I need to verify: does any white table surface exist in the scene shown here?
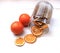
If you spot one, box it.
[0,1,60,53]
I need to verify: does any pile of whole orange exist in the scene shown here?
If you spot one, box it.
[11,14,30,35]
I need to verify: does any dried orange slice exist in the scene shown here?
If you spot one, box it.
[33,21,43,26]
[41,24,48,30]
[15,37,25,46]
[31,26,43,37]
[24,34,37,43]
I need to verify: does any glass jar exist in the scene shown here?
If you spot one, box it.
[32,1,53,25]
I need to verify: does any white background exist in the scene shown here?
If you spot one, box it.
[0,0,60,53]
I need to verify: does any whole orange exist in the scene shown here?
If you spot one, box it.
[11,21,24,35]
[19,14,30,27]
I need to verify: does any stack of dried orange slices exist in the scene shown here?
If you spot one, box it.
[15,21,48,47]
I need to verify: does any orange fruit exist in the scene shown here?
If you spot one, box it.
[19,14,30,27]
[24,34,37,43]
[15,37,25,46]
[31,26,43,37]
[11,21,24,35]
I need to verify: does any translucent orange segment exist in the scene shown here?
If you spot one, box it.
[15,37,25,46]
[24,34,37,43]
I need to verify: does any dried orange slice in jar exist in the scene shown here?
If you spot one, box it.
[24,34,37,44]
[31,26,43,37]
[15,37,25,46]
[41,24,48,30]
[33,21,43,26]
